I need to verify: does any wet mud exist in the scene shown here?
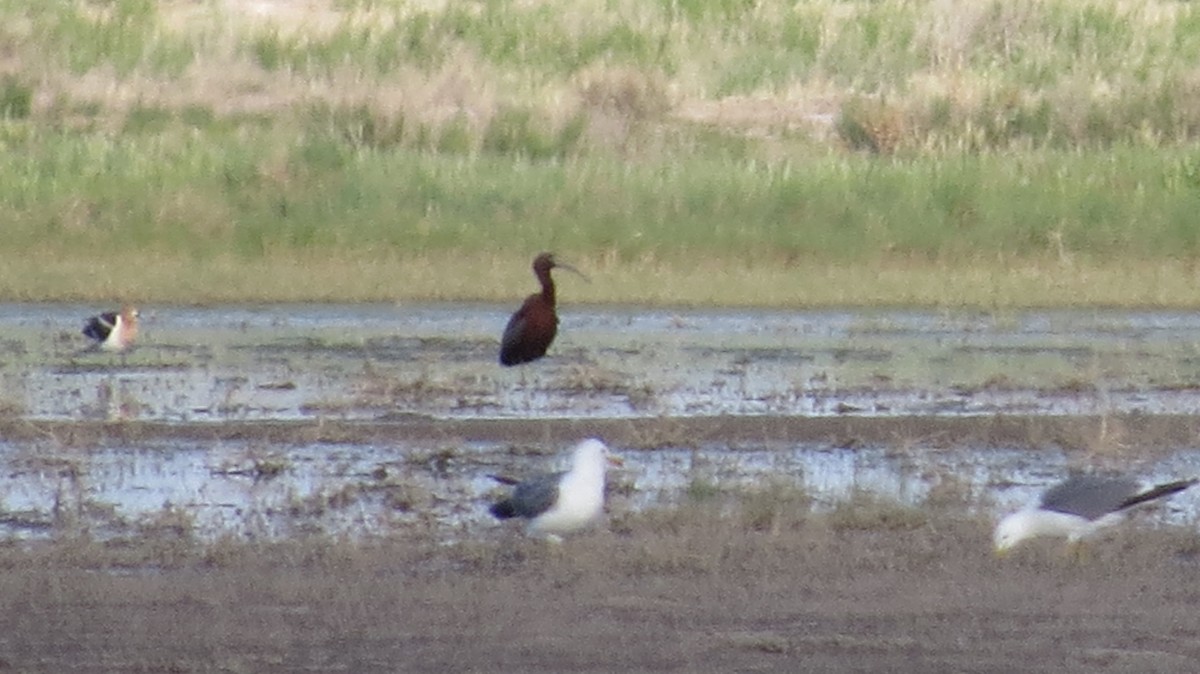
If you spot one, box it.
[3,304,1200,671]
[7,304,1200,423]
[3,303,1200,541]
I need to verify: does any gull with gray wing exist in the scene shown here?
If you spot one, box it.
[994,474,1197,554]
[489,438,621,541]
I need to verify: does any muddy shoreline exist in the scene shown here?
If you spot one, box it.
[5,412,1199,451]
[5,304,1200,671]
[3,507,1199,673]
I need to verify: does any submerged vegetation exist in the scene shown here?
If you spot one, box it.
[4,0,1200,306]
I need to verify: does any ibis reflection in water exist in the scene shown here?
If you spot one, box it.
[499,252,587,366]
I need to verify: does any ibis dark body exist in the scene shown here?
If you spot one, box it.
[499,253,579,366]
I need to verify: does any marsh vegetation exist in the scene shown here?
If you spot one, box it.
[3,1,1200,306]
[7,2,1200,668]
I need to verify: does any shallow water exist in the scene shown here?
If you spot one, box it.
[1,437,1198,542]
[5,303,1200,422]
[3,303,1200,541]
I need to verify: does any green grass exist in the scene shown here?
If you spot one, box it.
[5,127,1200,261]
[4,0,1200,306]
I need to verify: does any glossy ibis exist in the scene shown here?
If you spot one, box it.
[499,252,586,366]
[82,305,140,352]
[993,475,1197,555]
[488,438,622,542]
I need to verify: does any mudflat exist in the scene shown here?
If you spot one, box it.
[3,410,1200,673]
[5,305,1200,671]
[2,504,1199,673]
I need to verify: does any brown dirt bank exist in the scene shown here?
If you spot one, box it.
[2,508,1199,673]
[5,412,1200,453]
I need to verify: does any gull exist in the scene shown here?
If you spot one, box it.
[994,475,1197,555]
[83,305,140,353]
[488,438,622,542]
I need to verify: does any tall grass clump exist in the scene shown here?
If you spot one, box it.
[0,76,32,119]
[24,0,195,76]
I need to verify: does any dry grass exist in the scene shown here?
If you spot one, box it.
[9,0,1199,152]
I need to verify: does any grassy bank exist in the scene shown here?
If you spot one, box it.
[4,0,1200,307]
[3,248,1200,309]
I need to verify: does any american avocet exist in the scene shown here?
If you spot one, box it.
[82,305,140,353]
[488,438,622,542]
[994,474,1197,555]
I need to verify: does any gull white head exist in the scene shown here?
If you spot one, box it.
[992,512,1024,554]
[993,510,1071,554]
[569,438,615,474]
